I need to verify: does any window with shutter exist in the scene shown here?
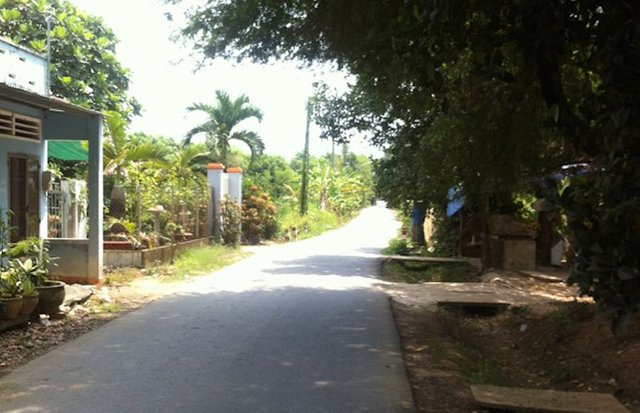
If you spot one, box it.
[0,109,41,141]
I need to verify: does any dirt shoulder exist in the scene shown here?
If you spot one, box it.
[380,270,640,412]
[0,272,181,377]
[2,260,639,413]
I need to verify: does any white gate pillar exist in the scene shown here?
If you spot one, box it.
[227,167,243,207]
[207,163,225,240]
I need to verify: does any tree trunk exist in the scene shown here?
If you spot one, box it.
[480,192,492,271]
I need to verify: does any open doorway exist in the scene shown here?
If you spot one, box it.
[8,155,40,242]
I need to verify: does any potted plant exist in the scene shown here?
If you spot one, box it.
[0,269,23,320]
[19,276,39,316]
[9,238,64,317]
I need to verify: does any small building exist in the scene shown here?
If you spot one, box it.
[0,37,104,283]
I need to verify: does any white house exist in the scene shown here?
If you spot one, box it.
[0,37,104,283]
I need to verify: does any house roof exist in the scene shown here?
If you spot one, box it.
[0,82,102,117]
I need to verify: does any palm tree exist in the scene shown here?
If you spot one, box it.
[185,90,265,168]
[103,111,168,219]
[103,111,168,183]
[170,143,211,189]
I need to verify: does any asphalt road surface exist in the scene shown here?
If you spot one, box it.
[0,204,414,413]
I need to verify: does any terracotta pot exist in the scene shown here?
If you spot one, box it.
[20,294,39,316]
[34,281,66,316]
[1,295,24,320]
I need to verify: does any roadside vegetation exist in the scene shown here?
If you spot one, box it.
[380,260,478,284]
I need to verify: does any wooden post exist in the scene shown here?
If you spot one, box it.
[136,182,141,237]
[195,190,200,239]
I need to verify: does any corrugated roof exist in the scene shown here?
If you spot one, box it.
[48,140,89,161]
[0,82,102,117]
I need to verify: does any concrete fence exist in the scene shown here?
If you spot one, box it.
[50,237,212,284]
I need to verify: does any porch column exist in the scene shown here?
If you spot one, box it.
[87,116,103,282]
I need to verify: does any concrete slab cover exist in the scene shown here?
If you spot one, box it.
[383,255,469,263]
[517,270,565,283]
[471,385,630,413]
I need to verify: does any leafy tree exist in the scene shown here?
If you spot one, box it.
[172,0,640,327]
[185,90,264,168]
[312,82,351,171]
[0,0,139,115]
[103,112,168,222]
[244,154,299,209]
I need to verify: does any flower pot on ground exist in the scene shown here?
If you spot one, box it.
[1,267,23,319]
[19,279,39,316]
[33,281,65,316]
[1,295,23,320]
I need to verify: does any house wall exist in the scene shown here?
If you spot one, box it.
[0,100,47,238]
[0,38,48,95]
[47,238,90,283]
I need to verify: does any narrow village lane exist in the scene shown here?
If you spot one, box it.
[0,204,414,413]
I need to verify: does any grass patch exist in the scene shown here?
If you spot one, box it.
[169,245,249,281]
[104,267,142,285]
[92,302,124,313]
[278,207,340,240]
[421,309,515,386]
[381,260,478,283]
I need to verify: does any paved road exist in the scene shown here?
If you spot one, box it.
[0,205,414,413]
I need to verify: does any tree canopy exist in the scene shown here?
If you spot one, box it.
[0,0,140,115]
[173,0,640,327]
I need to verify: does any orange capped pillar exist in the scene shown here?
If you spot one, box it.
[207,163,225,239]
[227,167,243,207]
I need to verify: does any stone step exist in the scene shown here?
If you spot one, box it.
[471,384,630,413]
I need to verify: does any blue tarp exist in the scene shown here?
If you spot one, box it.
[446,187,464,217]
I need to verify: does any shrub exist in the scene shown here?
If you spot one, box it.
[220,197,242,246]
[383,239,410,256]
[242,185,277,244]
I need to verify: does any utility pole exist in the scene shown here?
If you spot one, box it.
[300,99,312,215]
[45,10,52,96]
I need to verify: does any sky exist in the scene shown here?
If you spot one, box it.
[67,0,382,161]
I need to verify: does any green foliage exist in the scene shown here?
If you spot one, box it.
[8,237,53,286]
[173,0,640,323]
[303,155,374,219]
[20,278,37,297]
[220,197,242,246]
[546,157,640,332]
[381,261,478,284]
[242,185,277,244]
[186,90,264,168]
[244,154,300,209]
[430,210,458,258]
[0,268,21,297]
[103,121,210,238]
[0,0,139,115]
[104,111,169,183]
[382,239,409,256]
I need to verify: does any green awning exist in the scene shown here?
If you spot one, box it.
[48,140,88,161]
